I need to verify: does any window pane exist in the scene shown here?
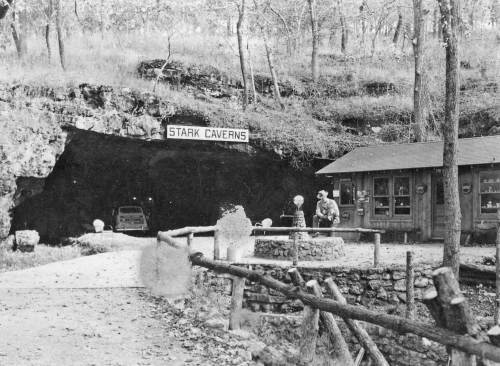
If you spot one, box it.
[480,171,500,214]
[394,177,410,196]
[374,178,389,196]
[395,196,410,206]
[340,181,354,205]
[395,207,411,215]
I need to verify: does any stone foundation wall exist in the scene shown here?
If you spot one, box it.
[254,237,345,261]
[239,263,434,312]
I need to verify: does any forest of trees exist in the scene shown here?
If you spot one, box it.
[0,0,498,68]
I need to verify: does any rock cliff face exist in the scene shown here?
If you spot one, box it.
[0,106,67,238]
[0,83,324,242]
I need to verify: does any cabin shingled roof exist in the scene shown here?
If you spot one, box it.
[316,135,500,175]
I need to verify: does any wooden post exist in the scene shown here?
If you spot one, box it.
[292,235,298,266]
[187,232,194,248]
[324,278,390,366]
[307,280,354,366]
[299,281,320,364]
[287,267,305,287]
[406,251,415,319]
[495,208,500,325]
[433,267,480,365]
[423,289,446,327]
[374,233,381,267]
[229,275,245,330]
[214,229,221,260]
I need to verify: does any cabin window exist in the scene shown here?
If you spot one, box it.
[339,179,354,206]
[480,170,500,214]
[393,176,411,215]
[373,177,390,216]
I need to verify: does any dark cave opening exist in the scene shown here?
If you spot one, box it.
[11,129,327,243]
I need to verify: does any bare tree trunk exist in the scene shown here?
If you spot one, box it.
[307,0,319,82]
[439,0,461,279]
[45,24,51,62]
[247,42,257,103]
[262,30,285,110]
[340,15,348,53]
[10,8,27,60]
[46,0,53,62]
[361,0,368,51]
[236,0,249,109]
[370,19,384,57]
[269,5,293,55]
[393,11,403,45]
[55,0,66,70]
[413,0,427,141]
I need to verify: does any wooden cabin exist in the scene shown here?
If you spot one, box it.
[316,135,500,242]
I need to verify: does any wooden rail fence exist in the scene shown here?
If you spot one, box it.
[157,225,384,267]
[157,226,500,365]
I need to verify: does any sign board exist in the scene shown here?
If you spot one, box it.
[166,125,249,143]
[332,190,340,198]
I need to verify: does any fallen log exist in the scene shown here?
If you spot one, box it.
[185,251,500,362]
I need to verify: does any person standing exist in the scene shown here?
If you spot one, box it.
[312,190,340,235]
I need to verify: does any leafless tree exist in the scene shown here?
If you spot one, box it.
[412,0,428,141]
[307,0,319,82]
[236,0,250,109]
[439,0,461,278]
[54,0,65,70]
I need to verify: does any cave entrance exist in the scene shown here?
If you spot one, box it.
[11,129,322,243]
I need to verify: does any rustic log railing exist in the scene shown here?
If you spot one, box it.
[156,230,500,364]
[158,225,384,266]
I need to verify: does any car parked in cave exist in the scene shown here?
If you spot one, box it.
[112,205,149,234]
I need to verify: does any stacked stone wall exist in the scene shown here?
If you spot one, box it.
[254,237,345,261]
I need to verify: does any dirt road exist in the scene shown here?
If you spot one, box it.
[0,248,193,366]
[0,288,191,366]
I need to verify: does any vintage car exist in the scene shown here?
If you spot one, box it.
[113,205,149,233]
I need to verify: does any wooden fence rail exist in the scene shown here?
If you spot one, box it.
[158,225,384,266]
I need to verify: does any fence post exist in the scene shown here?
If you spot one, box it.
[229,275,245,330]
[187,232,194,248]
[433,267,480,365]
[299,280,320,364]
[292,234,299,266]
[373,233,381,267]
[496,207,500,325]
[214,229,221,260]
[406,251,415,320]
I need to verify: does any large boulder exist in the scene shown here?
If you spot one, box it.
[15,230,40,252]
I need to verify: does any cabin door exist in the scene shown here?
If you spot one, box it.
[431,174,446,239]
